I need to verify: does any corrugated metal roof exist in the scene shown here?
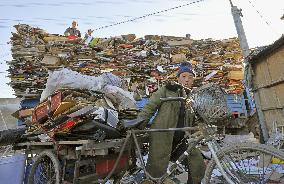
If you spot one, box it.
[248,35,284,64]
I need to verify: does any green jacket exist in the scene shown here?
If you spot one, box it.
[137,85,205,184]
[139,85,194,129]
[64,27,81,37]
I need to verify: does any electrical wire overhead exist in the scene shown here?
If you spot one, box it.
[247,0,278,35]
[94,0,206,31]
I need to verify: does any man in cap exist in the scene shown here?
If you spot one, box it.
[135,61,205,183]
[64,20,81,37]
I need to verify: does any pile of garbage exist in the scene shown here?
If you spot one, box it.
[8,24,244,99]
[4,24,246,142]
[3,23,246,142]
[25,87,131,142]
[5,72,231,144]
[6,70,139,143]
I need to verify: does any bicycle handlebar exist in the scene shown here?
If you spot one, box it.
[160,97,186,102]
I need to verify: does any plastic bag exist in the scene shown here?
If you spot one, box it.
[40,68,122,101]
[103,85,137,110]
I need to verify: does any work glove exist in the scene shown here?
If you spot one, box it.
[165,81,182,91]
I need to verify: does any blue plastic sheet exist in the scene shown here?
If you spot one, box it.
[136,97,148,109]
[0,154,26,184]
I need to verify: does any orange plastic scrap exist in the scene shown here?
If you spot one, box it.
[228,89,243,94]
[118,44,134,49]
[228,80,242,86]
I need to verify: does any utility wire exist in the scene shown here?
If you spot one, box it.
[247,0,279,35]
[94,0,206,30]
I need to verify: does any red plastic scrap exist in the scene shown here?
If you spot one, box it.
[32,92,62,123]
[95,155,129,175]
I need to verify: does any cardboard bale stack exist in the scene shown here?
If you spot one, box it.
[8,24,245,99]
[8,24,96,98]
[189,38,244,93]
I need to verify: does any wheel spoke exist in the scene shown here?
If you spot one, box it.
[205,143,284,184]
[28,151,59,184]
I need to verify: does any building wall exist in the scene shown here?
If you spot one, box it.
[252,46,284,132]
[0,98,21,130]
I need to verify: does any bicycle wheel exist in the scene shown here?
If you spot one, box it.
[204,143,284,184]
[28,151,61,184]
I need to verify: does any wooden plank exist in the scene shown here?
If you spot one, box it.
[15,135,148,151]
[15,139,110,147]
[58,140,91,145]
[253,59,272,89]
[258,88,278,109]
[266,47,284,82]
[16,141,53,147]
[252,78,284,90]
[254,83,284,109]
[167,39,192,46]
[253,91,269,141]
[274,84,284,107]
[263,109,284,133]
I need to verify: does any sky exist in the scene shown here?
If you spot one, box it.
[0,0,283,98]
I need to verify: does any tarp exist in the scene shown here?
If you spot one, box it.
[0,154,26,184]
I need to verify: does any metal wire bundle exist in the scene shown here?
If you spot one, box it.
[190,83,231,126]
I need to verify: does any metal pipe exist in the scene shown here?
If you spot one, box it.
[133,127,199,133]
[131,130,149,179]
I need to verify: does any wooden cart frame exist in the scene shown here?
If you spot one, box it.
[14,135,148,184]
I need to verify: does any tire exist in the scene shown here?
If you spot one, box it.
[204,143,284,184]
[28,150,61,184]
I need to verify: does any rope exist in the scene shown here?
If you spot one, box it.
[94,0,206,31]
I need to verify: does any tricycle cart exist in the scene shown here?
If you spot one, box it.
[14,134,148,184]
